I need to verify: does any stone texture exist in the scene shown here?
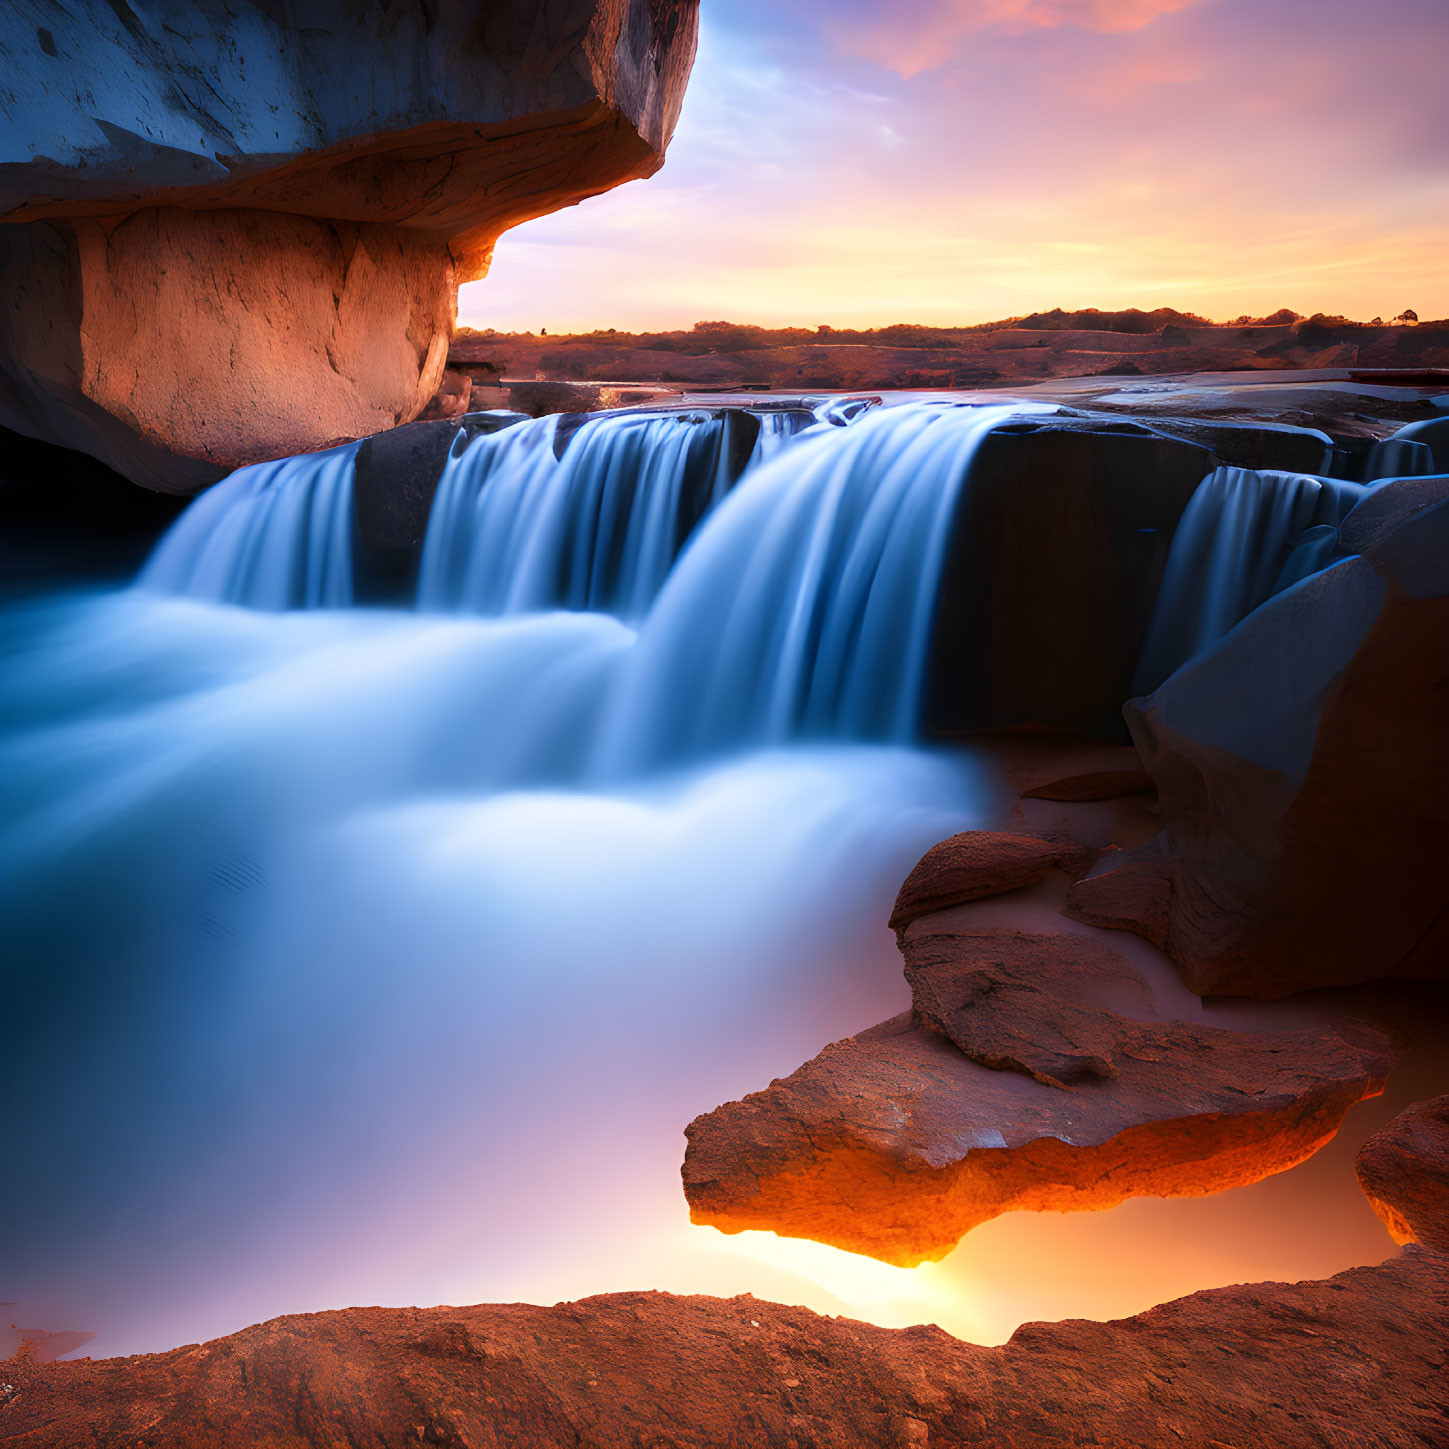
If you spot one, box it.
[417,368,474,422]
[1356,1095,1449,1253]
[0,1,698,491]
[1131,416,1333,474]
[683,925,1400,1266]
[4,1252,1445,1448]
[924,421,1215,743]
[1125,475,1449,996]
[1062,838,1173,949]
[888,832,1080,931]
[349,411,522,600]
[904,928,1154,1088]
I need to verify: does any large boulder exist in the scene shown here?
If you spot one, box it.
[0,1,697,491]
[1125,475,1449,996]
[925,419,1215,742]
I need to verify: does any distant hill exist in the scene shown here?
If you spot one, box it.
[448,310,1449,404]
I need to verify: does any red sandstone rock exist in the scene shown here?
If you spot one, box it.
[0,2,699,491]
[888,832,1079,931]
[903,927,1154,1087]
[3,1252,1444,1448]
[1061,837,1173,949]
[684,926,1401,1265]
[416,368,474,422]
[1356,1094,1449,1253]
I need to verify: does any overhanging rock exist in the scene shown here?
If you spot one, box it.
[0,1,698,491]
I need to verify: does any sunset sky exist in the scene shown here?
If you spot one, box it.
[460,0,1449,333]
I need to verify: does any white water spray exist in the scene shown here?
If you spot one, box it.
[142,443,359,609]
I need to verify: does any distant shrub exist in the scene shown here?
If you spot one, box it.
[1245,308,1301,327]
[1292,313,1369,346]
[1011,306,1210,333]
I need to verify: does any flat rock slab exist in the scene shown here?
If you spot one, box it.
[4,1252,1445,1448]
[684,927,1401,1265]
[1357,1094,1449,1252]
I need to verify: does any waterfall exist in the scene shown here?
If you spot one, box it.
[23,388,1396,1359]
[595,400,1052,772]
[142,443,359,609]
[1133,466,1366,693]
[143,404,826,620]
[418,407,811,620]
[131,397,1034,771]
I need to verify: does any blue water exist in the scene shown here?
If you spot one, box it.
[3,400,1022,1355]
[1,398,1364,1356]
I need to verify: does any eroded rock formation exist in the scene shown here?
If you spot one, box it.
[0,1,697,490]
[887,832,1087,931]
[5,1252,1445,1448]
[1356,1094,1449,1253]
[1121,474,1449,996]
[683,918,1399,1265]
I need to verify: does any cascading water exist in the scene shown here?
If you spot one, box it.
[4,396,1017,1359]
[595,400,1052,771]
[143,405,823,620]
[4,394,1390,1364]
[1132,465,1367,694]
[419,409,749,619]
[142,442,360,609]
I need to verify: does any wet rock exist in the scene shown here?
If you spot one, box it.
[925,423,1214,742]
[888,832,1080,931]
[0,1,698,491]
[1127,475,1449,995]
[6,1254,1444,1447]
[1356,1095,1449,1252]
[351,411,531,599]
[683,925,1400,1265]
[1389,415,1449,470]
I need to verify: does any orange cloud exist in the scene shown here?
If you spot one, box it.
[834,0,1201,75]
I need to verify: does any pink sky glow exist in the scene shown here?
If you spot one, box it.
[460,0,1448,332]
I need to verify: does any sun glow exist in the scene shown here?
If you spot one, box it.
[696,1228,990,1341]
[460,5,1449,334]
